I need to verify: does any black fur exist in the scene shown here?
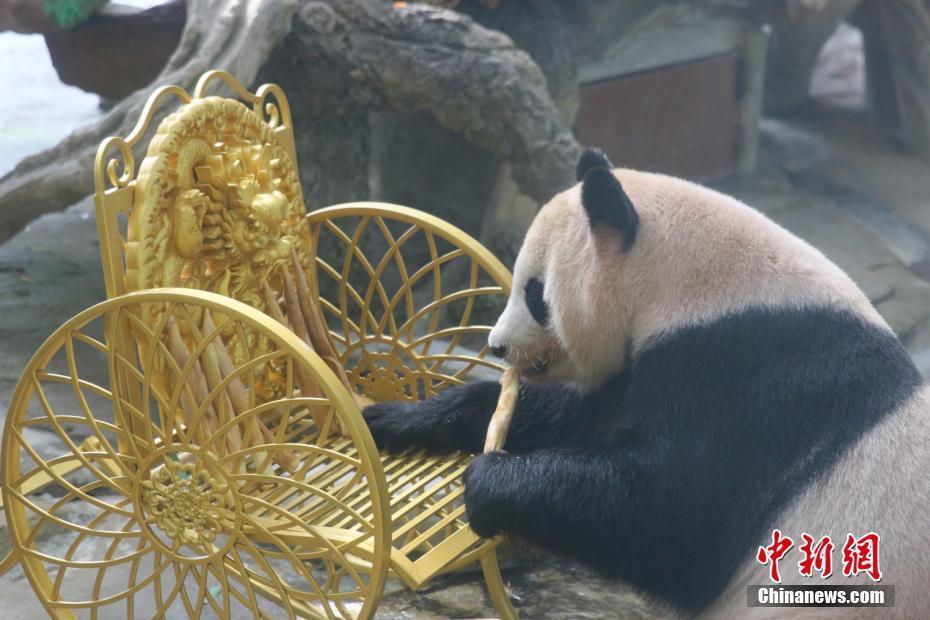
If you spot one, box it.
[363,306,921,614]
[581,167,639,251]
[524,277,550,326]
[576,147,613,181]
[363,379,617,455]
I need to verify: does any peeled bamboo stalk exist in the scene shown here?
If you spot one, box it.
[289,247,352,388]
[202,313,259,434]
[281,268,313,345]
[166,318,198,429]
[262,280,290,327]
[263,279,333,434]
[203,311,297,471]
[285,254,373,408]
[167,317,220,450]
[188,318,244,455]
[218,390,243,454]
[484,367,519,453]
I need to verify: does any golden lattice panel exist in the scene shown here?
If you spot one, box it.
[307,204,511,402]
[306,204,512,585]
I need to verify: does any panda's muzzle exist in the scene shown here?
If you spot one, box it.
[519,357,549,379]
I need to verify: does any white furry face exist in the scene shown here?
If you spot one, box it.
[489,185,633,389]
[488,203,569,383]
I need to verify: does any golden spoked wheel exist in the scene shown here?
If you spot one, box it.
[1,289,389,619]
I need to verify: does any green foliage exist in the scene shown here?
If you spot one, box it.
[42,0,105,29]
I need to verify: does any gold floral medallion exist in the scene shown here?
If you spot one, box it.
[136,447,241,562]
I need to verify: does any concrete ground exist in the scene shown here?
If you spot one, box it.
[2,107,930,617]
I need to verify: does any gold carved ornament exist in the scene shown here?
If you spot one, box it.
[128,96,310,310]
[127,97,335,405]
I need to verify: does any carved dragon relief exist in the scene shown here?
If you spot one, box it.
[128,97,312,398]
[129,97,310,311]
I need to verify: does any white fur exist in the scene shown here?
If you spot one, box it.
[492,169,887,390]
[705,386,930,619]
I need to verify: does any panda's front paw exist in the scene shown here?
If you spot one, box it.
[362,400,425,454]
[464,452,515,538]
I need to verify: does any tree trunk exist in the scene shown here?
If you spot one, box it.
[857,0,930,160]
[764,0,862,113]
[259,0,582,211]
[0,0,297,243]
[0,0,757,247]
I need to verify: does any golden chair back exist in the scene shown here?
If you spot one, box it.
[93,70,303,308]
[93,70,512,409]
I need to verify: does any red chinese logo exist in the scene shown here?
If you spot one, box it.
[842,532,882,582]
[798,533,834,578]
[757,530,882,582]
[756,529,794,583]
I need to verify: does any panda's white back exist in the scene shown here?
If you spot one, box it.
[707,385,930,618]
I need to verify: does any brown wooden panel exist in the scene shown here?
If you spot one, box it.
[574,52,740,181]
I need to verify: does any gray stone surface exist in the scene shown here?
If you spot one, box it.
[375,550,667,619]
[739,113,930,362]
[0,197,105,414]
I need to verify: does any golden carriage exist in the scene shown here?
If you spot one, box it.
[0,71,516,619]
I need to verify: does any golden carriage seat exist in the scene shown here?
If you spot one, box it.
[0,70,517,620]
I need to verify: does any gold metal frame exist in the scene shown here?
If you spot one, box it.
[3,289,390,618]
[1,70,518,619]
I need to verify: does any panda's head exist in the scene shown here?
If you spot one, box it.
[489,146,885,391]
[489,148,639,389]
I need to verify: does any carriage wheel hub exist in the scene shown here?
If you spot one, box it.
[136,447,241,561]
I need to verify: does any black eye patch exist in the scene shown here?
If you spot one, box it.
[524,277,550,326]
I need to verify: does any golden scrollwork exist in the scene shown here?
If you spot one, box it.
[348,347,424,403]
[128,96,310,312]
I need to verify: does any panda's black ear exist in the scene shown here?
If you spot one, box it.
[576,147,613,181]
[580,166,638,251]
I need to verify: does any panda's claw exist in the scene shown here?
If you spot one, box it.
[362,401,409,450]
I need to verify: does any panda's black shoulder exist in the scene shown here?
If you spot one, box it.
[620,303,921,479]
[592,303,921,611]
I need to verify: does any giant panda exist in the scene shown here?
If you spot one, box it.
[363,148,930,618]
